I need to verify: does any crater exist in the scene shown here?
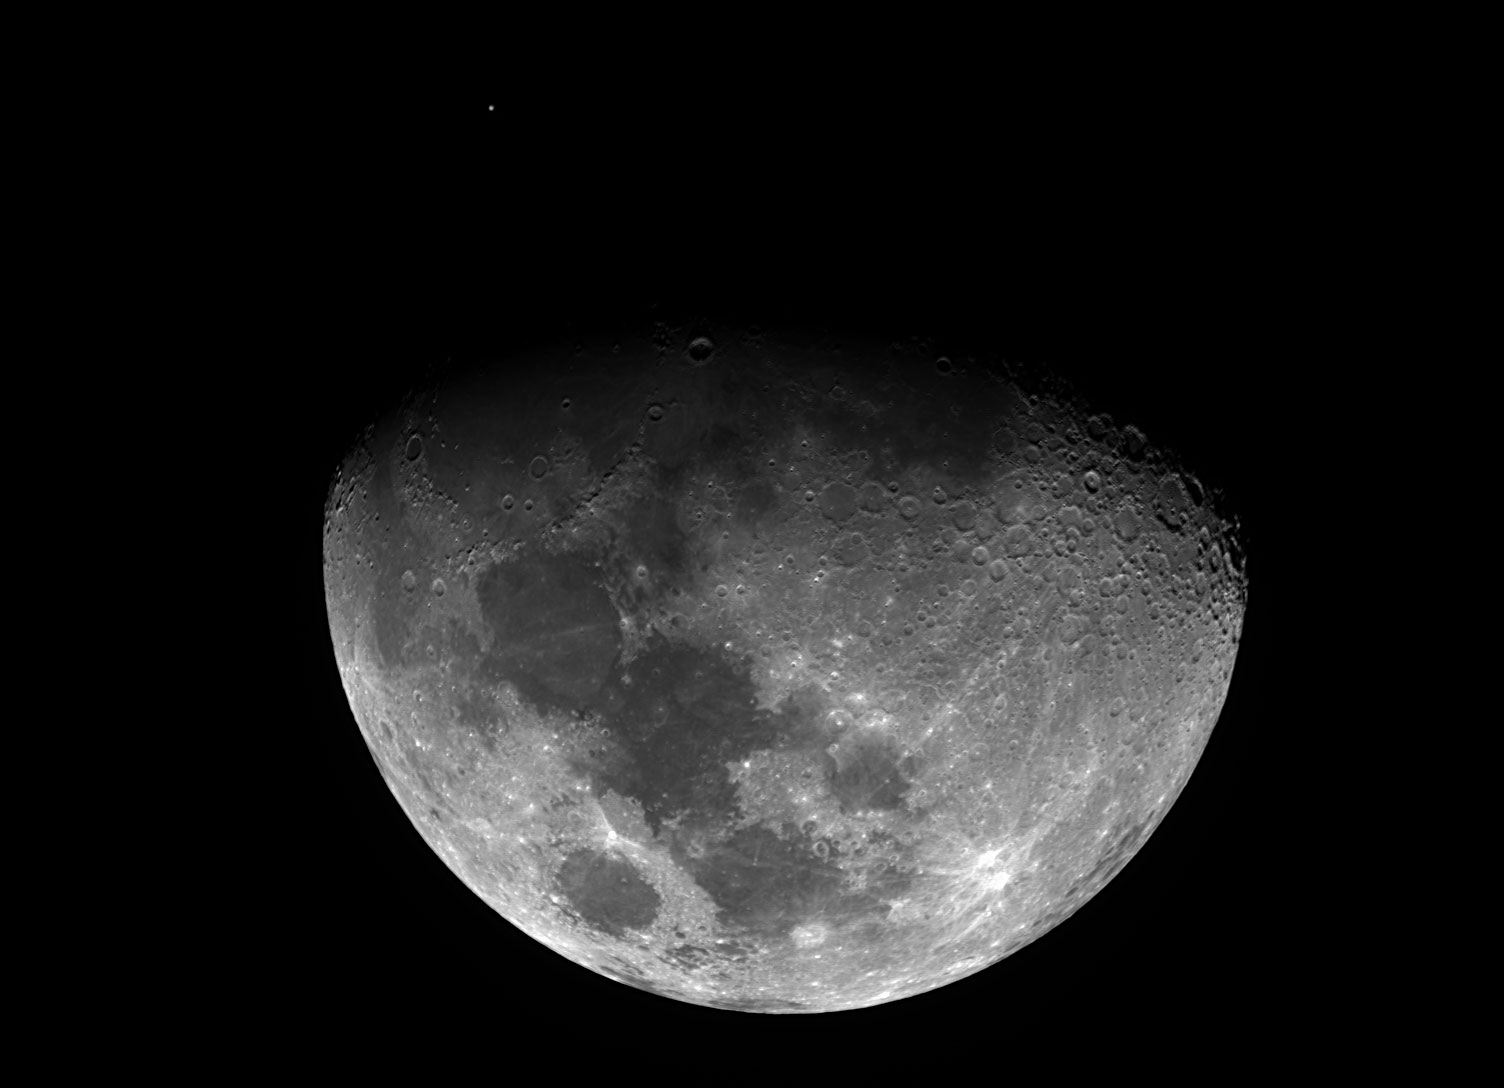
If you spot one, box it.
[554,849,662,937]
[818,481,858,521]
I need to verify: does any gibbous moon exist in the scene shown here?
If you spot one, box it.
[322,323,1246,1012]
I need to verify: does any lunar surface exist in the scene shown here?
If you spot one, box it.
[321,323,1247,1012]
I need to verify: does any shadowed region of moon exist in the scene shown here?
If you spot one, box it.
[321,320,1247,1013]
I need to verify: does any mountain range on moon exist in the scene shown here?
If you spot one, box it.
[319,316,1249,1013]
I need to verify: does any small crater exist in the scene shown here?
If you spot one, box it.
[1003,525,1034,557]
[832,531,868,567]
[818,481,858,521]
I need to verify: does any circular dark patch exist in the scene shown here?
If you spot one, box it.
[555,849,662,936]
[819,481,857,521]
[405,435,422,461]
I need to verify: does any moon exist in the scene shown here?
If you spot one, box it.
[321,321,1247,1012]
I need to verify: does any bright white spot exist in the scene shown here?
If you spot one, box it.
[791,923,828,948]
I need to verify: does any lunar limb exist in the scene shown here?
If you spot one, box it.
[323,325,1246,1012]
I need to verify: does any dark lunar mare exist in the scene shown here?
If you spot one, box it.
[475,551,622,715]
[475,539,923,943]
[580,634,918,941]
[588,639,783,830]
[555,849,664,936]
[672,821,915,940]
